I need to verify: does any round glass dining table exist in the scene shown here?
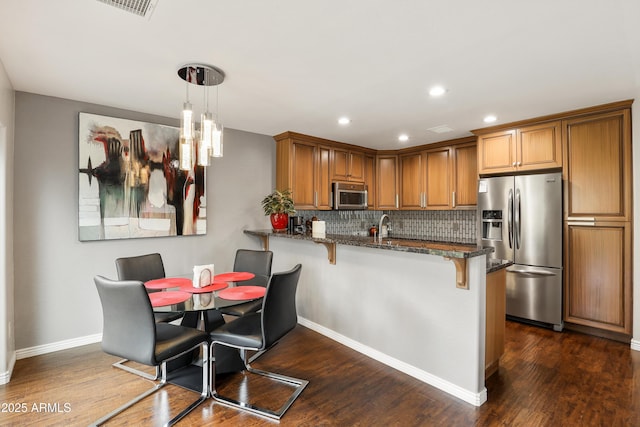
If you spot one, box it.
[147,273,268,317]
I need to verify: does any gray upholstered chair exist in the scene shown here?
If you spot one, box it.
[218,249,273,317]
[114,253,184,379]
[209,264,308,419]
[92,276,209,427]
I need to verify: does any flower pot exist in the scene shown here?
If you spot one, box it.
[270,213,289,232]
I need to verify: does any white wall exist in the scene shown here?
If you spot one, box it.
[12,92,274,351]
[0,58,15,382]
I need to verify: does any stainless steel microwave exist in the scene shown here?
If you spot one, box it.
[332,182,368,210]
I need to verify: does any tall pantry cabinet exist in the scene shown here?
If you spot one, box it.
[563,104,633,341]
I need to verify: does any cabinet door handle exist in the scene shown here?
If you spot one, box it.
[314,191,318,207]
[512,162,517,167]
[567,217,596,222]
[452,191,456,208]
[568,221,595,226]
[395,194,399,209]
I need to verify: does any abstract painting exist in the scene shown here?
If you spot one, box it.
[78,113,206,241]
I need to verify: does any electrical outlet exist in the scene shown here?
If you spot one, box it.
[452,222,460,231]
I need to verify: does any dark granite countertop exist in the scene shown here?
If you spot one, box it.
[245,229,493,260]
[486,258,513,274]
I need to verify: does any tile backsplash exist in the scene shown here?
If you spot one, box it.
[296,209,477,244]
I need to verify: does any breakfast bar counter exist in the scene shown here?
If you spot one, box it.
[245,230,494,290]
[244,229,492,258]
[244,228,501,406]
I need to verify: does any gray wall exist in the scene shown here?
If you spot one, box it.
[12,92,274,350]
[0,59,15,378]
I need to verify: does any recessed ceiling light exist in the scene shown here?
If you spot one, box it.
[429,86,447,97]
[483,115,497,123]
[338,117,351,125]
[398,134,409,142]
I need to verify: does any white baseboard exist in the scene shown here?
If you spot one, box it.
[16,333,102,360]
[631,339,640,352]
[0,351,16,385]
[297,317,487,407]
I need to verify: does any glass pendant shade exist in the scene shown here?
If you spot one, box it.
[212,123,223,158]
[198,112,213,166]
[179,136,194,171]
[180,101,194,140]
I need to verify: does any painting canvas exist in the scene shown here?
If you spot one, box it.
[78,113,206,241]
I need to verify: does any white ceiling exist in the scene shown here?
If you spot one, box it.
[1,0,639,150]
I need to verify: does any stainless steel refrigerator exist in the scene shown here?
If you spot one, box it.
[477,172,563,331]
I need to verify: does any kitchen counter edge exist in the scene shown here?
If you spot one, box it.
[244,229,494,260]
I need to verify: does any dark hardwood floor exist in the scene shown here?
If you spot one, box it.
[1,320,639,426]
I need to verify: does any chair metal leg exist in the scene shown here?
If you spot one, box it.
[210,342,308,420]
[113,358,160,380]
[247,341,278,364]
[91,342,209,427]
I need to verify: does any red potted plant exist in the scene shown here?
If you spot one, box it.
[261,189,296,232]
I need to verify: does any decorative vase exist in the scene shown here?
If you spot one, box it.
[270,213,289,232]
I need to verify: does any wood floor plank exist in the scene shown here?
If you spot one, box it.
[1,321,639,426]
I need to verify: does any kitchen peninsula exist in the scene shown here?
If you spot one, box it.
[245,229,507,406]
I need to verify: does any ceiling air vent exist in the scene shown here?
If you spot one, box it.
[427,125,454,134]
[97,0,159,18]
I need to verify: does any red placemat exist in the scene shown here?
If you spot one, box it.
[179,280,228,293]
[217,286,266,301]
[214,272,255,282]
[148,291,191,307]
[145,277,192,290]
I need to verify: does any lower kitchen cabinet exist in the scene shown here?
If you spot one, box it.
[564,221,632,341]
[485,268,506,378]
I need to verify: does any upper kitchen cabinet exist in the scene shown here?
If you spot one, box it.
[364,154,376,209]
[275,132,332,210]
[399,152,423,209]
[398,138,477,210]
[424,147,452,209]
[376,154,399,209]
[563,108,632,222]
[475,121,562,175]
[452,141,478,208]
[332,148,365,182]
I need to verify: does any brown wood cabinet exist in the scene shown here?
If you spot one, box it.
[485,268,506,378]
[399,152,423,209]
[452,142,478,208]
[275,132,332,210]
[564,221,631,337]
[332,148,365,182]
[563,109,632,222]
[424,147,452,209]
[399,139,477,210]
[376,154,399,209]
[477,121,562,175]
[562,107,633,340]
[364,154,376,209]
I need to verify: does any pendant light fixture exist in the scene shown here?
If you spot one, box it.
[177,64,225,170]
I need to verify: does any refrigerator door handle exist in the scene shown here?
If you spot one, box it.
[508,189,513,249]
[507,268,558,277]
[515,189,521,249]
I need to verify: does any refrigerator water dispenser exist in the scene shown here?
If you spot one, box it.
[482,210,503,241]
